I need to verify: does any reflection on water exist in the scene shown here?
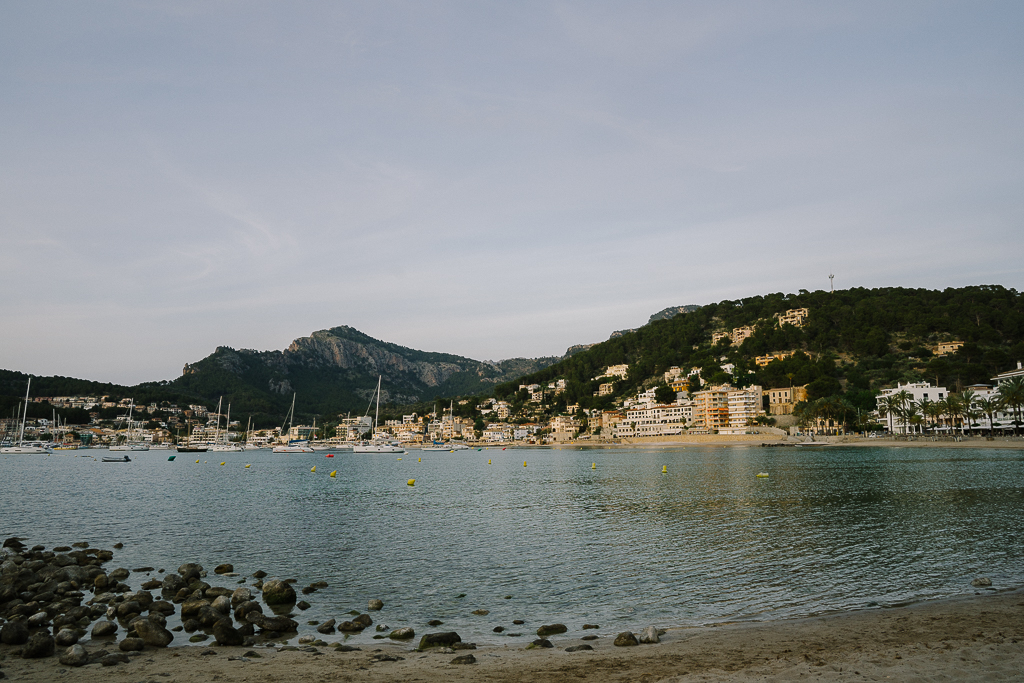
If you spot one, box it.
[1,445,1021,644]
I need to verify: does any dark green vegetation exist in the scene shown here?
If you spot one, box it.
[3,286,1022,430]
[494,285,1024,417]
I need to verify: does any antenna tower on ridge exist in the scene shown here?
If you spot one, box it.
[829,273,835,293]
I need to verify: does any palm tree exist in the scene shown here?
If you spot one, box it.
[945,394,964,436]
[976,397,999,435]
[903,401,921,435]
[996,377,1024,435]
[918,396,934,434]
[959,389,978,436]
[878,394,902,434]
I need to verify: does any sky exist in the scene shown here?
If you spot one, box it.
[2,1,1022,385]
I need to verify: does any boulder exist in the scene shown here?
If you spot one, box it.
[197,605,225,628]
[212,618,244,646]
[316,619,336,634]
[638,626,659,644]
[565,644,594,652]
[214,564,234,575]
[234,600,262,622]
[182,618,201,633]
[93,574,109,591]
[126,590,154,609]
[582,623,599,629]
[528,639,553,649]
[116,600,142,619]
[245,611,297,632]
[418,632,461,650]
[108,568,130,582]
[0,619,29,645]
[338,620,364,632]
[614,631,639,647]
[972,577,993,587]
[296,600,311,610]
[180,597,210,619]
[149,600,175,615]
[27,611,50,628]
[388,627,415,640]
[353,613,372,628]
[231,587,252,607]
[261,579,296,606]
[451,654,476,664]
[536,624,567,637]
[102,653,131,666]
[141,579,162,590]
[59,643,89,667]
[205,586,232,599]
[160,573,185,594]
[23,631,56,658]
[134,616,173,647]
[118,637,145,651]
[211,595,232,614]
[92,620,118,637]
[54,628,80,646]
[252,570,267,579]
[177,563,203,577]
[368,599,384,611]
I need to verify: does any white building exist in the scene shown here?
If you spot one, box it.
[876,382,950,434]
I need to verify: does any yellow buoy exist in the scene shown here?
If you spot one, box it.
[523,461,527,467]
[220,462,225,466]
[407,479,415,486]
[662,465,667,473]
[329,470,336,478]
[756,472,769,478]
[397,457,402,461]
[488,459,491,464]
[418,457,421,462]
[244,464,251,468]
[311,465,316,472]
[592,463,596,469]
[196,459,200,463]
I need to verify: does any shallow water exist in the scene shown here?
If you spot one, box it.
[1,445,1022,645]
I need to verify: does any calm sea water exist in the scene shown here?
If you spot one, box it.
[1,445,1022,645]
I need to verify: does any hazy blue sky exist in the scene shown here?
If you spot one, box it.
[2,1,1022,385]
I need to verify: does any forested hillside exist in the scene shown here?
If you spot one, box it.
[493,286,1024,414]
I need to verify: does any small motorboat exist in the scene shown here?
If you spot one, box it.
[102,455,132,462]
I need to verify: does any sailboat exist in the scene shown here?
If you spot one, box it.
[273,393,314,453]
[210,400,243,452]
[353,376,406,453]
[176,416,208,452]
[1,379,50,454]
[422,400,470,450]
[110,399,149,451]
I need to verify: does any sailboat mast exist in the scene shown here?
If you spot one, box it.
[214,397,223,445]
[374,376,381,436]
[225,403,231,444]
[18,378,30,446]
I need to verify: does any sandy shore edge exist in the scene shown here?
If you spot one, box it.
[3,588,1021,682]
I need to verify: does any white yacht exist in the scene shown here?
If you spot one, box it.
[352,376,406,453]
[1,379,50,454]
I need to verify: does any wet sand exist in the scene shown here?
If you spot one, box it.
[4,588,1021,682]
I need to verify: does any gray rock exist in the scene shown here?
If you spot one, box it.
[389,627,415,640]
[92,620,118,637]
[116,600,142,619]
[108,568,130,582]
[182,618,201,633]
[160,573,185,593]
[214,563,234,575]
[205,586,232,599]
[178,562,203,577]
[451,654,476,664]
[296,600,311,610]
[0,619,29,645]
[613,631,639,647]
[353,613,372,628]
[59,643,89,666]
[245,611,298,632]
[261,579,296,606]
[565,644,594,652]
[180,597,210,619]
[27,611,50,628]
[418,631,461,650]
[582,623,599,629]
[102,653,131,666]
[368,598,384,611]
[338,620,364,632]
[234,600,262,622]
[54,628,80,646]
[638,626,659,644]
[316,619,336,634]
[149,600,175,615]
[231,587,252,607]
[212,618,244,646]
[536,623,567,637]
[134,616,173,647]
[197,604,224,628]
[211,595,232,614]
[971,577,993,587]
[23,631,56,658]
[119,637,145,651]
[528,639,553,649]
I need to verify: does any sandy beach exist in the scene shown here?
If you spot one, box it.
[3,588,1020,682]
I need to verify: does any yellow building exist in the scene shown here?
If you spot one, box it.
[755,351,794,367]
[774,308,809,327]
[935,341,964,356]
[764,385,808,415]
